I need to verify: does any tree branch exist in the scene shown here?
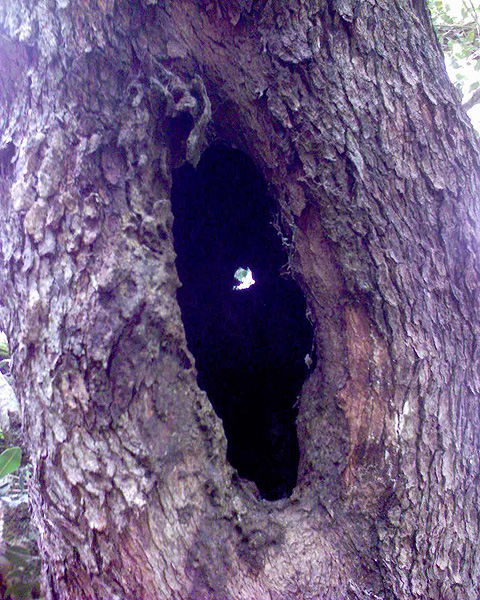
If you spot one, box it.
[463,87,480,111]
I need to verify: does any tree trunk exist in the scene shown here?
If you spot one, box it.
[1,0,479,598]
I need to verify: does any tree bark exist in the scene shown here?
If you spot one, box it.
[0,0,480,598]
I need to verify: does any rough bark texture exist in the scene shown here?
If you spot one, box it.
[0,0,479,598]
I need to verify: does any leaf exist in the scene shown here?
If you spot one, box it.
[0,447,22,478]
[0,340,8,359]
[233,267,255,290]
[234,267,248,281]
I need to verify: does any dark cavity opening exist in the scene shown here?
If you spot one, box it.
[171,146,314,500]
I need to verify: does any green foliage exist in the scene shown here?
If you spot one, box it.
[4,544,41,600]
[0,446,27,501]
[0,335,40,598]
[428,0,480,96]
[0,447,22,479]
[233,266,255,290]
[234,267,249,281]
[0,454,40,599]
[0,335,10,376]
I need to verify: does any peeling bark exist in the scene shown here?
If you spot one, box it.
[0,0,479,598]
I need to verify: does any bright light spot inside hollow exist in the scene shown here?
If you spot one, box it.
[233,267,255,290]
[171,145,315,501]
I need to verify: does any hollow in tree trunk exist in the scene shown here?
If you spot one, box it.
[0,0,479,598]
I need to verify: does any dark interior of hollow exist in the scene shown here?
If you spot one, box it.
[171,146,315,501]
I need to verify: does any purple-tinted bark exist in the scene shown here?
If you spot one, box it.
[0,1,479,598]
